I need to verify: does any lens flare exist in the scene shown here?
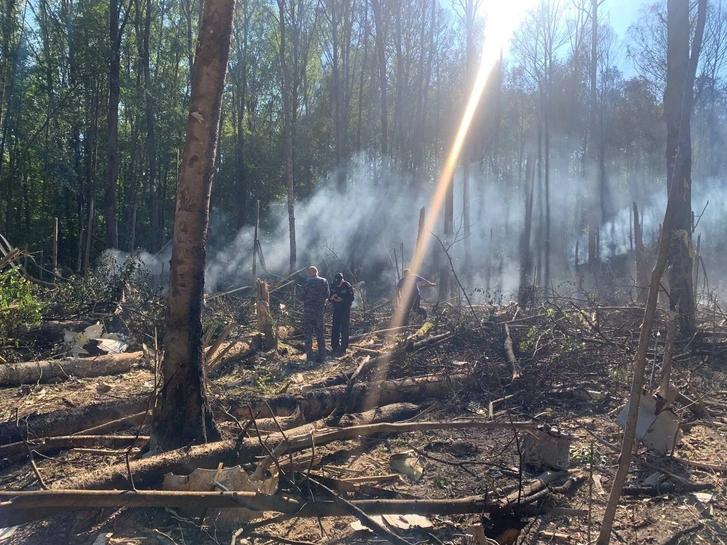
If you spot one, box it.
[364,1,536,406]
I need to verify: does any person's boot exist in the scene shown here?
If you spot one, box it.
[317,350,326,363]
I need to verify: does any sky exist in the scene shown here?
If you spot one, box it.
[602,0,647,76]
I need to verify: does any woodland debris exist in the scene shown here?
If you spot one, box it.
[234,372,472,420]
[522,426,572,471]
[0,351,144,387]
[504,323,521,380]
[0,470,568,527]
[162,465,279,527]
[12,320,94,346]
[389,452,424,482]
[255,279,277,350]
[615,392,681,455]
[50,419,536,492]
[0,397,148,444]
[0,434,148,464]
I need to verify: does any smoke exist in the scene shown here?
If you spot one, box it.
[102,151,727,302]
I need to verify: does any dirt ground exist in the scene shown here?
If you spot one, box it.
[1,296,727,545]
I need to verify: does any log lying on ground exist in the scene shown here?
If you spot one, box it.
[323,333,454,388]
[245,373,469,420]
[51,419,536,492]
[0,397,148,444]
[3,405,417,467]
[74,411,148,435]
[0,351,144,387]
[12,320,93,346]
[251,402,420,434]
[1,465,556,527]
[0,434,148,463]
[0,371,455,446]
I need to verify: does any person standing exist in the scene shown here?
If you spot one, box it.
[329,272,354,355]
[397,268,436,324]
[302,266,329,362]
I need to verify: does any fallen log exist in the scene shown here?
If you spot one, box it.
[0,470,560,526]
[238,373,470,420]
[74,411,149,435]
[12,320,92,346]
[0,397,148,444]
[0,351,144,387]
[0,434,148,463]
[0,373,444,446]
[52,419,536,492]
[252,402,420,434]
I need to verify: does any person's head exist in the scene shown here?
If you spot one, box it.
[308,266,318,278]
[403,268,410,277]
[334,272,344,285]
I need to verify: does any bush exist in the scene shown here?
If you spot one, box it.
[0,268,42,338]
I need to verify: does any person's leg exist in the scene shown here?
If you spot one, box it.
[303,314,314,360]
[414,293,427,317]
[316,310,326,360]
[331,307,341,352]
[341,306,350,351]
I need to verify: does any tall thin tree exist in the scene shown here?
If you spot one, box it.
[150,0,236,452]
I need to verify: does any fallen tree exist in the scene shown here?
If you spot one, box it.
[0,434,148,463]
[0,397,148,444]
[0,372,460,445]
[237,372,470,420]
[51,419,535,491]
[12,320,93,346]
[0,351,144,387]
[0,466,558,527]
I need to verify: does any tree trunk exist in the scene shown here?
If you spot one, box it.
[105,0,122,249]
[664,0,705,336]
[371,0,388,158]
[277,0,297,273]
[586,0,599,268]
[256,279,277,350]
[141,0,158,252]
[518,156,535,307]
[0,352,143,387]
[151,0,236,452]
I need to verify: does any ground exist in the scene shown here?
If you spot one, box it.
[1,286,727,545]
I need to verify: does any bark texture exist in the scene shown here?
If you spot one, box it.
[151,0,236,451]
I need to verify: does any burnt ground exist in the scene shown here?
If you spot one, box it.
[1,290,727,545]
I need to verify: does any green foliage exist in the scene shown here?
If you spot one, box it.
[0,269,42,338]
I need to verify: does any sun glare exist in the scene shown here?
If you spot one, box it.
[364,0,537,404]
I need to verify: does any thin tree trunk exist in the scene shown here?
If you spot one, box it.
[371,0,387,158]
[151,0,236,452]
[105,0,123,249]
[664,0,705,336]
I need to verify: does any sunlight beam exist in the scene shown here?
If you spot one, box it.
[364,0,537,405]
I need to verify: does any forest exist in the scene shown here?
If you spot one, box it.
[1,0,727,544]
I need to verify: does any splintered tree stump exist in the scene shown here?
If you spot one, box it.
[256,279,278,350]
[0,351,144,387]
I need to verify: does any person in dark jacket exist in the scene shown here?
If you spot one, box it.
[302,266,329,362]
[329,272,354,355]
[397,268,436,324]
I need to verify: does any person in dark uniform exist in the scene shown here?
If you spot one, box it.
[397,268,436,324]
[302,266,329,362]
[329,272,354,355]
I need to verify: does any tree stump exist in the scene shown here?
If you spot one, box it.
[256,279,278,350]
